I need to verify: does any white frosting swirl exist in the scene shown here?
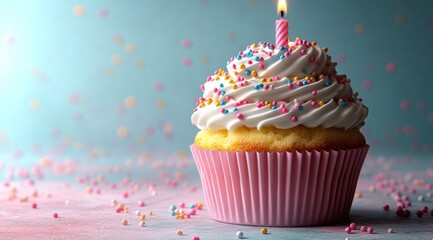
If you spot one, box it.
[192,39,368,131]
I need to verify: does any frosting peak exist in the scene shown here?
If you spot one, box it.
[192,39,368,131]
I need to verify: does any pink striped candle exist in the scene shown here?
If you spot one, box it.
[275,0,288,48]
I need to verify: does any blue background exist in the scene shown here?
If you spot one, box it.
[1,0,433,167]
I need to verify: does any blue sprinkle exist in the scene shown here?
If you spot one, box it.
[280,46,285,51]
[233,108,238,112]
[272,106,277,110]
[247,52,253,58]
[259,83,264,88]
[221,91,226,96]
[302,69,308,74]
[254,85,260,90]
[170,211,176,216]
[219,83,224,88]
[245,70,251,76]
[224,109,229,114]
[220,101,226,106]
[341,102,348,107]
[190,204,195,209]
[279,55,285,60]
[298,106,304,111]
[324,81,331,87]
[255,56,260,62]
[237,55,242,60]
[286,80,292,84]
[302,80,308,85]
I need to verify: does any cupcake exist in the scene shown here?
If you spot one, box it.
[190,38,368,226]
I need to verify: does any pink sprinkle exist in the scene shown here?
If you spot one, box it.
[300,49,306,55]
[400,184,408,191]
[386,62,396,72]
[31,203,37,209]
[416,210,423,218]
[349,222,357,230]
[189,208,197,215]
[425,183,433,190]
[154,82,164,91]
[367,227,374,234]
[421,206,428,213]
[53,213,59,218]
[400,100,410,110]
[345,227,351,234]
[281,108,288,114]
[264,85,269,90]
[137,201,145,207]
[405,201,411,207]
[309,56,315,63]
[297,81,303,87]
[232,64,236,69]
[122,191,128,198]
[311,101,316,107]
[192,236,200,240]
[409,188,417,194]
[236,113,244,120]
[312,90,317,95]
[383,204,390,211]
[287,83,293,89]
[360,226,367,232]
[258,64,265,70]
[291,116,298,122]
[179,202,186,208]
[247,60,252,65]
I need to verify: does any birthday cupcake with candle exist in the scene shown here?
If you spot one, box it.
[190,0,368,227]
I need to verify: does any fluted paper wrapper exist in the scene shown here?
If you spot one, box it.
[190,144,369,227]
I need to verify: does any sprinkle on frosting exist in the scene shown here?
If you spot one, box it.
[192,38,368,131]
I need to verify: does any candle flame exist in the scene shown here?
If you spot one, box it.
[277,0,287,16]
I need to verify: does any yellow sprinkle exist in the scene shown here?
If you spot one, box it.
[293,76,299,82]
[225,76,230,80]
[260,78,266,83]
[261,228,268,234]
[251,70,257,77]
[229,79,235,84]
[215,101,220,107]
[304,76,310,80]
[140,214,145,221]
[240,64,245,69]
[267,103,273,108]
[148,211,153,216]
[319,101,325,107]
[215,76,219,81]
[200,103,205,108]
[206,98,213,104]
[264,101,269,105]
[252,43,257,48]
[232,85,238,90]
[233,71,239,76]
[323,47,328,52]
[311,41,317,46]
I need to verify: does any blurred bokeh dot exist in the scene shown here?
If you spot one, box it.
[117,127,129,138]
[362,80,372,90]
[386,62,396,72]
[4,36,15,46]
[124,43,136,54]
[103,68,115,78]
[163,123,173,133]
[136,59,145,69]
[183,39,192,49]
[400,100,410,110]
[99,8,108,18]
[337,54,346,62]
[111,54,123,65]
[428,113,433,122]
[355,24,365,35]
[154,82,164,91]
[69,93,81,104]
[395,14,406,23]
[201,55,210,63]
[113,34,123,45]
[73,5,86,16]
[0,132,6,142]
[124,96,137,108]
[183,57,192,67]
[156,100,166,109]
[228,32,237,41]
[136,136,146,144]
[29,99,41,110]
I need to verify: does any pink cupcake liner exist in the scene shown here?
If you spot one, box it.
[190,144,369,227]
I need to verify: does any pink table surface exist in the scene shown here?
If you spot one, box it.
[0,154,432,240]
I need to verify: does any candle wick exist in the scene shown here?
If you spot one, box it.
[280,10,284,18]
